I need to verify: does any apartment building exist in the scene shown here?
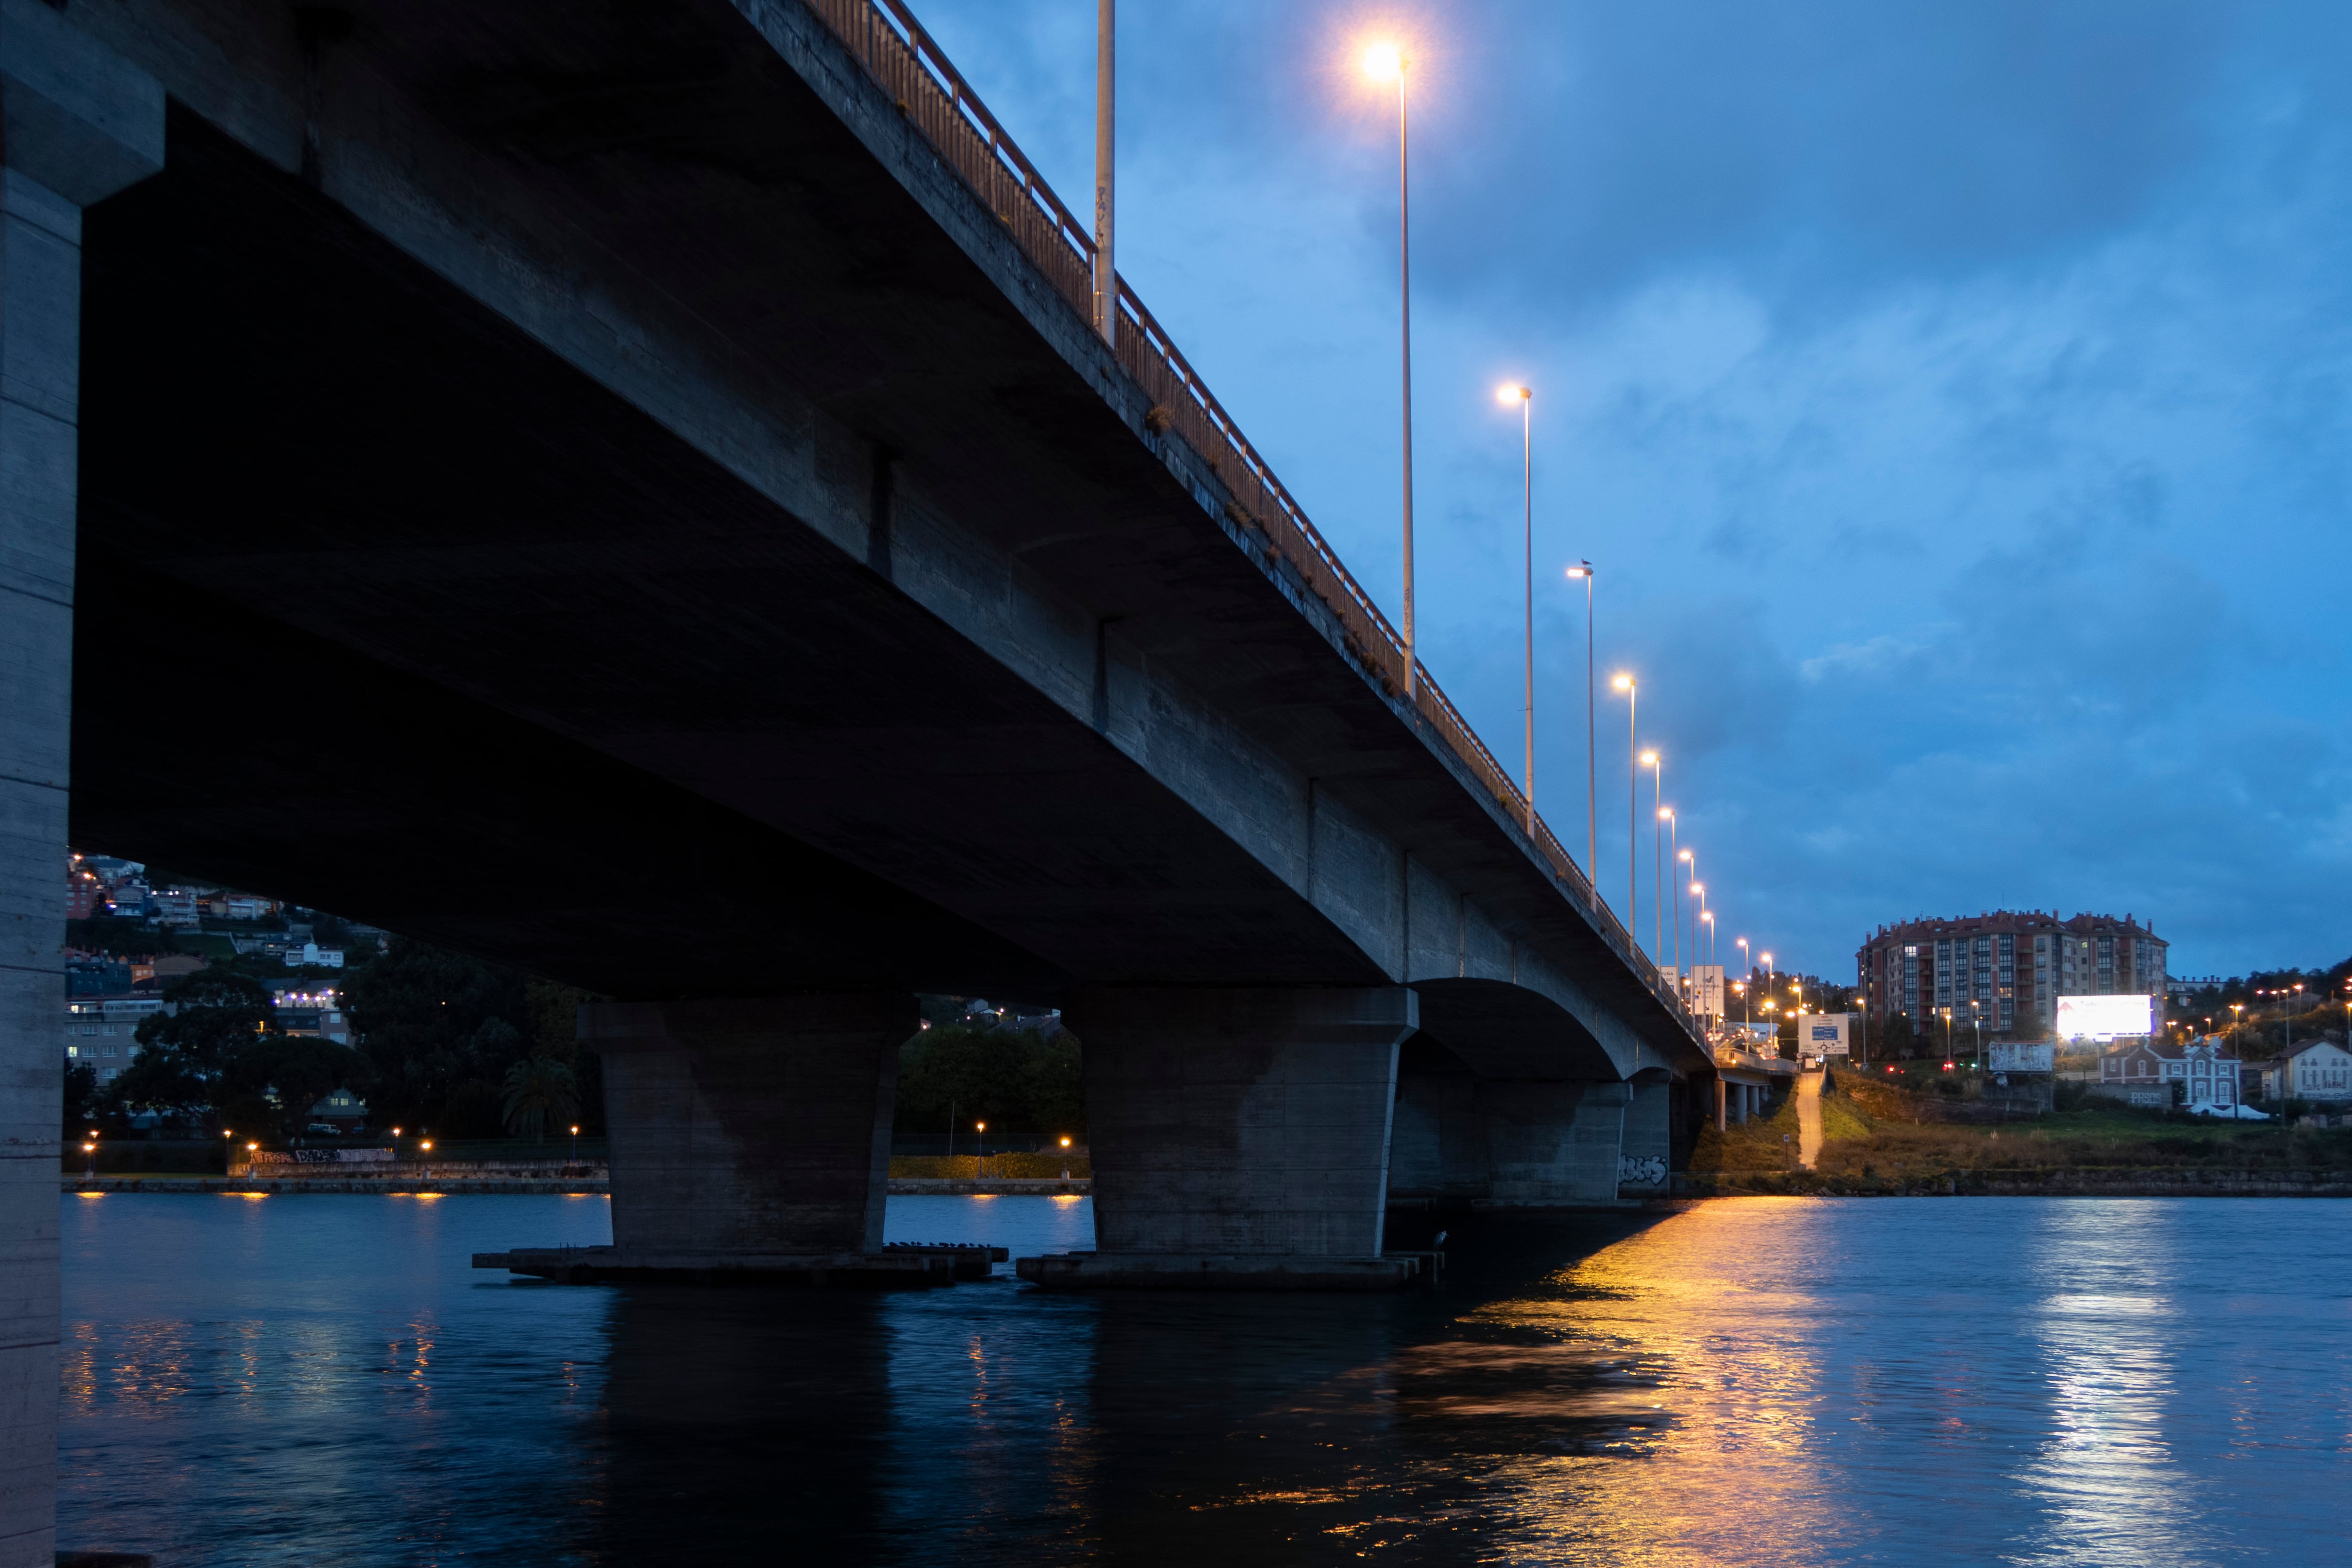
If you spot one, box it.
[1856,910,2168,1038]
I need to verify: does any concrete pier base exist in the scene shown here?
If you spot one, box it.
[578,994,916,1272]
[1014,1251,1430,1290]
[1023,987,1414,1289]
[475,1242,1005,1287]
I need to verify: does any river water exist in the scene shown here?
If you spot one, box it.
[58,1193,2352,1565]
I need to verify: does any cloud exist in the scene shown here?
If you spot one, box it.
[899,0,2352,973]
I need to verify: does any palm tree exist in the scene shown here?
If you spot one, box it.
[501,1054,578,1142]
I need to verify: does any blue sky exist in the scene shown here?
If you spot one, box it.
[907,0,2352,981]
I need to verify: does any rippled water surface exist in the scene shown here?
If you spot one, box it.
[60,1193,2352,1564]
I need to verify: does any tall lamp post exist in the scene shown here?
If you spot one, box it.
[1566,563,1596,896]
[1643,752,1662,961]
[1499,383,1534,831]
[1737,937,1749,1016]
[1674,844,1690,985]
[1364,42,1416,699]
[1611,674,1637,941]
[1093,0,1116,348]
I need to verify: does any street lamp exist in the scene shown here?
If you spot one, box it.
[1643,751,1662,962]
[1499,382,1535,834]
[1565,563,1596,897]
[976,1120,986,1178]
[1060,1134,1073,1180]
[82,1140,96,1179]
[1675,846,1693,984]
[570,1123,580,1171]
[1364,40,1417,698]
[1612,674,1637,941]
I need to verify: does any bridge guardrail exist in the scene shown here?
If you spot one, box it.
[806,0,1700,1043]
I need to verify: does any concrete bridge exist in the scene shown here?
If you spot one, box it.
[0,0,1716,1553]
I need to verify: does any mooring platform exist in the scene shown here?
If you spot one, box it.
[1013,1251,1441,1290]
[472,1242,1009,1287]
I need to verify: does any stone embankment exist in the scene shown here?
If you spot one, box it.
[64,1174,608,1195]
[888,1178,1090,1196]
[1674,1169,2352,1198]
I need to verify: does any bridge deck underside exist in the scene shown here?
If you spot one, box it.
[74,106,1383,998]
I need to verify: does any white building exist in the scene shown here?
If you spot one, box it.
[2249,1039,2352,1103]
[2094,1036,2240,1108]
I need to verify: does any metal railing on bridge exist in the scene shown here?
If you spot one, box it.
[805,0,1698,1039]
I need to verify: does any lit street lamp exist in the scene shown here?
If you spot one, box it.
[82,1139,96,1179]
[1644,752,1663,962]
[1565,563,1597,898]
[1500,382,1535,834]
[1060,1134,1073,1180]
[1612,674,1638,943]
[1364,40,1417,698]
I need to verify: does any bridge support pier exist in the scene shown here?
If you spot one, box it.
[0,9,162,1564]
[1018,987,1424,1289]
[1618,1072,1674,1197]
[477,995,969,1286]
[1486,1081,1635,1205]
[1390,1063,1635,1209]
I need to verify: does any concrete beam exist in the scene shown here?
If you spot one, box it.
[0,7,159,1561]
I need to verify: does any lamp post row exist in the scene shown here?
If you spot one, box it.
[1093,24,1769,1014]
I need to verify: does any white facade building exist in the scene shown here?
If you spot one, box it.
[2249,1039,2352,1103]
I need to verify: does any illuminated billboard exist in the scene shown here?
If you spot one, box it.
[1799,1014,1851,1056]
[2055,994,2153,1040]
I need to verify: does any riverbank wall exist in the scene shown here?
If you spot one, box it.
[1673,1169,2352,1197]
[61,1176,1099,1197]
[64,1176,608,1195]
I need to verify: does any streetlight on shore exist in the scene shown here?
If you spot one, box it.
[570,1124,580,1171]
[1364,38,1417,698]
[1565,563,1596,897]
[82,1140,96,1179]
[1643,751,1662,961]
[1060,1135,1073,1180]
[976,1120,986,1178]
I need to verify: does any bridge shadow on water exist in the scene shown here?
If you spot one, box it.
[577,1209,1674,1566]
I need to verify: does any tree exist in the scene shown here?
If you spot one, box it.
[894,1024,1083,1140]
[108,969,282,1127]
[342,937,530,1133]
[101,968,367,1139]
[233,1034,369,1142]
[501,1054,580,1141]
[62,1062,97,1136]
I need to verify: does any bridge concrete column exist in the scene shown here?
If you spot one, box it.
[0,8,161,1564]
[1618,1071,1674,1196]
[1019,987,1422,1289]
[576,995,914,1266]
[1486,1081,1633,1206]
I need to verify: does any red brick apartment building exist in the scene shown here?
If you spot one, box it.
[1856,911,2168,1038]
